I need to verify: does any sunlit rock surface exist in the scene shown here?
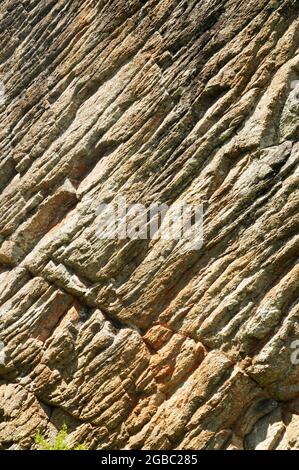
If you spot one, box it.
[0,0,298,450]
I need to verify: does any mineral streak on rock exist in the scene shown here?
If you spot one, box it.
[0,0,298,450]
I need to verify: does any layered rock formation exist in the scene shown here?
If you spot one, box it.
[0,0,298,450]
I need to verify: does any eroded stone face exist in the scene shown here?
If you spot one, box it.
[0,0,298,450]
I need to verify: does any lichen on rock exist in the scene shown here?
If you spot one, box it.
[0,0,298,450]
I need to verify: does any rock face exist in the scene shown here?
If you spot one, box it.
[0,0,298,450]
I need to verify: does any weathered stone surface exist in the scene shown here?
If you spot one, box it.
[0,0,298,450]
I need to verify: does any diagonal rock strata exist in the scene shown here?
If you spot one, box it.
[0,0,298,450]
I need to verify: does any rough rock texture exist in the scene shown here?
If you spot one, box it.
[0,0,298,450]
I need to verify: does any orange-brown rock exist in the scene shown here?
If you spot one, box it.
[0,0,298,450]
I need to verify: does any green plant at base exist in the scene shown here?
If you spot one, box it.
[35,424,86,450]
